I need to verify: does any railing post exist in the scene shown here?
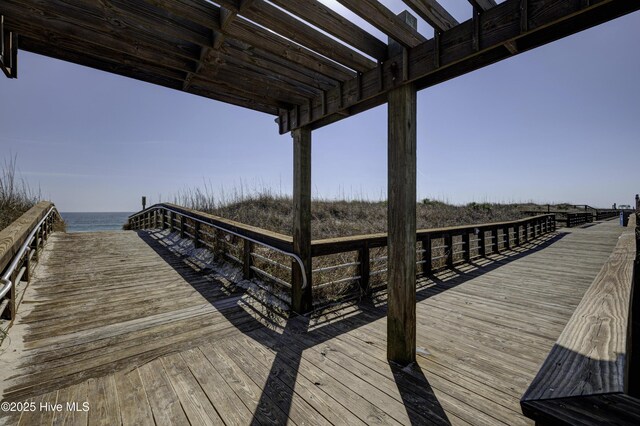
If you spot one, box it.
[491,227,499,254]
[444,233,453,267]
[422,236,432,275]
[194,222,201,248]
[478,229,486,257]
[243,239,254,280]
[169,212,174,232]
[358,242,370,295]
[179,215,185,238]
[9,267,17,320]
[514,224,521,246]
[462,231,471,262]
[505,227,511,250]
[161,210,167,230]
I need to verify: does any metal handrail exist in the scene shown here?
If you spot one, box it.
[0,206,55,300]
[129,205,309,290]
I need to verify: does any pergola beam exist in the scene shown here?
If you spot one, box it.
[467,0,498,12]
[402,0,459,32]
[281,0,640,133]
[336,0,427,48]
[268,0,388,61]
[216,0,377,72]
[138,0,356,80]
[20,37,280,115]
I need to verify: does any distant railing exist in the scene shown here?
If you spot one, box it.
[129,204,556,309]
[0,201,61,321]
[521,213,639,424]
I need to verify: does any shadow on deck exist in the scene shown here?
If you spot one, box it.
[0,220,624,425]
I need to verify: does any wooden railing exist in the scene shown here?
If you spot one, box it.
[521,213,639,424]
[523,210,594,228]
[0,201,61,321]
[130,204,556,308]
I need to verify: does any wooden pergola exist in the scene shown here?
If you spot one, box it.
[2,0,638,365]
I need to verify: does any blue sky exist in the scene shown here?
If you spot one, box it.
[0,2,638,212]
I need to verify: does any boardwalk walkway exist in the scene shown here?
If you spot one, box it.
[0,220,623,425]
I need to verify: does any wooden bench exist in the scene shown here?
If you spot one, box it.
[521,213,639,425]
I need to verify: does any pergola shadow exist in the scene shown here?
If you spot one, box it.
[137,228,566,424]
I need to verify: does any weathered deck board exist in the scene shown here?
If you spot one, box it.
[0,219,624,425]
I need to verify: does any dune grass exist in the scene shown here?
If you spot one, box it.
[174,187,557,240]
[0,157,40,231]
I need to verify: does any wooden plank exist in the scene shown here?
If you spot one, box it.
[51,381,89,426]
[268,0,388,61]
[402,0,459,32]
[138,360,189,425]
[179,348,254,424]
[387,11,418,365]
[522,215,637,401]
[292,127,313,314]
[283,0,640,132]
[467,0,498,11]
[522,393,640,426]
[0,201,52,272]
[218,0,377,72]
[161,353,224,425]
[86,375,120,426]
[336,0,426,48]
[113,369,154,426]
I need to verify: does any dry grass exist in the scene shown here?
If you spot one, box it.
[0,157,40,231]
[170,188,575,308]
[174,188,546,240]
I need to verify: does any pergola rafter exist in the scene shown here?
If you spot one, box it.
[2,0,638,366]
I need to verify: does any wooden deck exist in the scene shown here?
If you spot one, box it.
[0,219,624,425]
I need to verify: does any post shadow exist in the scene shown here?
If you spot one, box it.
[136,228,568,424]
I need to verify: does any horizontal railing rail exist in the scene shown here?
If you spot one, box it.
[310,214,557,300]
[129,206,556,309]
[0,201,61,321]
[521,213,639,424]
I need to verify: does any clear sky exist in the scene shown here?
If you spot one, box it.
[0,2,638,212]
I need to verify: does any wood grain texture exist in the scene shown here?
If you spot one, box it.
[387,11,418,365]
[0,220,626,425]
[522,215,637,402]
[0,201,53,272]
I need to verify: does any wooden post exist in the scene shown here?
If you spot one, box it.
[179,215,185,238]
[505,227,511,250]
[194,222,202,248]
[243,239,254,279]
[387,10,417,365]
[422,237,432,276]
[444,233,453,268]
[478,229,486,257]
[358,243,370,295]
[169,212,174,232]
[491,228,499,254]
[462,231,471,262]
[162,210,167,230]
[514,224,521,246]
[292,126,313,314]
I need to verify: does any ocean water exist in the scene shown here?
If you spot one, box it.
[60,212,134,233]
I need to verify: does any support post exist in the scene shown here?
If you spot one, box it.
[387,10,418,365]
[422,237,432,276]
[292,127,313,314]
[243,239,254,280]
[194,222,202,248]
[462,231,471,262]
[358,243,370,295]
[478,229,486,257]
